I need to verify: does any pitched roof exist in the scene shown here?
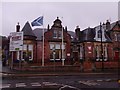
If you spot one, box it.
[80,28,96,42]
[21,21,36,38]
[33,28,47,40]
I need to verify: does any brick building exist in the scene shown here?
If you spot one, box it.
[34,17,71,66]
[8,18,120,71]
[72,20,120,70]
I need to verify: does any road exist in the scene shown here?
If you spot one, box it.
[1,73,119,90]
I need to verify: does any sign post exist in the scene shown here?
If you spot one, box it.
[9,32,23,69]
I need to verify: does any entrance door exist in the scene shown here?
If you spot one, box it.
[73,52,78,61]
[114,52,119,61]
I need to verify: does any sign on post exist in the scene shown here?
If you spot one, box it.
[9,32,23,51]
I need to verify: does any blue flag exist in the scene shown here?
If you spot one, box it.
[31,16,43,26]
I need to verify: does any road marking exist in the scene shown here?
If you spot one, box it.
[2,84,11,88]
[59,85,80,90]
[43,82,61,86]
[96,80,103,82]
[43,82,58,86]
[42,82,50,84]
[16,83,26,87]
[44,83,58,86]
[79,80,100,86]
[105,79,111,82]
[31,82,41,87]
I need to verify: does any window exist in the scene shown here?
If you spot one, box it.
[95,45,108,61]
[80,46,83,59]
[118,34,120,42]
[53,30,62,39]
[56,44,60,49]
[103,45,107,61]
[114,33,119,41]
[50,44,54,49]
[28,45,33,61]
[58,31,62,39]
[96,45,100,61]
[98,30,101,38]
[22,44,33,61]
[49,43,65,61]
[53,30,57,38]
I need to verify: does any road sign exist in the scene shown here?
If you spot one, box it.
[9,32,23,51]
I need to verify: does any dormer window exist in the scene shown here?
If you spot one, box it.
[98,30,101,38]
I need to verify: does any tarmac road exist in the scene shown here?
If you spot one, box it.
[2,73,119,90]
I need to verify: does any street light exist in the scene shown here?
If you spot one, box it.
[100,22,104,71]
[52,47,55,71]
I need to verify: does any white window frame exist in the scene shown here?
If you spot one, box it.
[22,44,33,61]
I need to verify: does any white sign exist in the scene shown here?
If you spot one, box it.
[88,46,92,50]
[67,53,70,56]
[9,32,23,51]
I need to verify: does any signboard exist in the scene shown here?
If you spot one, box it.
[67,53,70,56]
[9,32,23,51]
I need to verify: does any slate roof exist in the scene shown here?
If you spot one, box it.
[80,28,96,42]
[21,21,36,38]
[33,28,47,40]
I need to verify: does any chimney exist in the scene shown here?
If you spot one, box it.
[47,24,50,31]
[65,26,67,32]
[106,20,111,31]
[16,22,20,32]
[75,26,80,40]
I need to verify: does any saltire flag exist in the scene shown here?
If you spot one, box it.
[31,16,43,26]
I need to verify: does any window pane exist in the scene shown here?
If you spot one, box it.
[23,44,27,50]
[29,45,33,50]
[53,30,57,38]
[61,44,65,49]
[50,44,54,49]
[58,31,62,39]
[56,44,60,49]
[55,50,59,59]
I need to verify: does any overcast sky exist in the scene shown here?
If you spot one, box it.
[1,0,119,36]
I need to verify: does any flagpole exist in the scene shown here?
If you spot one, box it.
[42,16,44,66]
[31,16,44,66]
[61,17,64,66]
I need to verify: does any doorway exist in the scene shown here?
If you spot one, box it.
[114,51,119,61]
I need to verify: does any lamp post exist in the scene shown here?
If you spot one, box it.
[100,22,104,71]
[52,47,55,71]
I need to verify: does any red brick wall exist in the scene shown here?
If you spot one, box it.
[36,41,42,63]
[84,42,94,61]
[36,30,71,66]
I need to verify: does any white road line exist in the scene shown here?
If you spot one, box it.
[31,82,41,87]
[79,80,100,86]
[97,80,103,82]
[44,83,58,86]
[16,83,26,87]
[2,84,11,88]
[106,79,111,82]
[43,82,60,86]
[59,85,80,90]
[42,82,50,84]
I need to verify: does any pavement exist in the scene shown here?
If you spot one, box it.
[1,66,120,78]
